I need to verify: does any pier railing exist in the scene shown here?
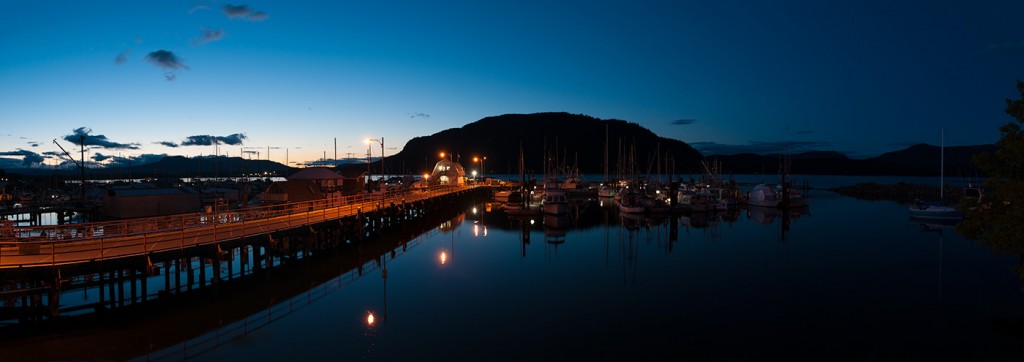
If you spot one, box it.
[0,184,471,269]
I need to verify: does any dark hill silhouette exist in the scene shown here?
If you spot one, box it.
[5,156,293,179]
[704,144,994,176]
[367,112,704,177]
[0,113,998,178]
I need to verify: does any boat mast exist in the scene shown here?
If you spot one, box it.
[940,128,944,200]
[604,123,609,182]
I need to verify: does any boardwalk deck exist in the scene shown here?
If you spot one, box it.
[0,185,472,270]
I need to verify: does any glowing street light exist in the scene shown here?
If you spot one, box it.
[367,311,376,326]
[473,156,486,182]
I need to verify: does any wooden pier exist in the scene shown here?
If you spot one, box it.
[0,185,477,271]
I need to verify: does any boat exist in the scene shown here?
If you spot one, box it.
[679,190,717,212]
[747,184,780,208]
[597,183,617,198]
[617,190,646,214]
[542,183,568,215]
[908,199,962,220]
[747,183,807,208]
[909,129,963,220]
[494,190,512,203]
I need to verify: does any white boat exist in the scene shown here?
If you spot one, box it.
[747,184,780,208]
[542,187,568,215]
[909,129,963,220]
[748,184,807,208]
[908,199,962,220]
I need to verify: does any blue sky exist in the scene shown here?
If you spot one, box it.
[2,0,1023,169]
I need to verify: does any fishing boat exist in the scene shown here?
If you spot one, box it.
[542,183,568,215]
[617,190,646,214]
[679,190,717,212]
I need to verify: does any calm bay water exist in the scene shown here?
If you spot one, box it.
[178,185,1024,361]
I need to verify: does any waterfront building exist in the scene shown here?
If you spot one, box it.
[430,159,466,185]
[101,186,202,219]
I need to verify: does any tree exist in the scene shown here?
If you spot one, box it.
[958,80,1024,281]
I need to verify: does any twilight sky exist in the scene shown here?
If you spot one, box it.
[2,0,1023,169]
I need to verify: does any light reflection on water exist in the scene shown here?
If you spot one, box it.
[188,189,1024,361]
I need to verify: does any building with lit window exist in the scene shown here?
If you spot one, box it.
[430,159,466,185]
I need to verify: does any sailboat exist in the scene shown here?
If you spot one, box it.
[909,129,963,220]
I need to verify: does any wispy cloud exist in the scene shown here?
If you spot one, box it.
[155,141,179,148]
[145,50,189,81]
[0,149,45,166]
[145,49,189,80]
[409,113,431,119]
[222,4,269,21]
[63,127,140,149]
[691,141,830,155]
[181,133,248,146]
[670,119,697,126]
[189,5,210,14]
[114,49,131,64]
[191,28,224,46]
[90,153,166,167]
[91,153,114,162]
[145,50,189,70]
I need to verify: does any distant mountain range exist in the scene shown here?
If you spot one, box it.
[2,113,996,178]
[5,155,293,179]
[704,144,993,177]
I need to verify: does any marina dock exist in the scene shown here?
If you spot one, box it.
[0,185,477,271]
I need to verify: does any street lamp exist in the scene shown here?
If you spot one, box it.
[368,137,384,209]
[473,156,486,183]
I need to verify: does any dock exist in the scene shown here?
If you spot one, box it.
[0,185,477,271]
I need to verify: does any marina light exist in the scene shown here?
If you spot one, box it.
[367,312,376,326]
[439,152,445,159]
[472,207,478,214]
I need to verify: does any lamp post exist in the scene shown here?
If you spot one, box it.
[473,156,486,184]
[368,138,384,209]
[439,152,448,185]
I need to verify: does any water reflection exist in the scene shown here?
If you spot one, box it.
[4,192,1024,360]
